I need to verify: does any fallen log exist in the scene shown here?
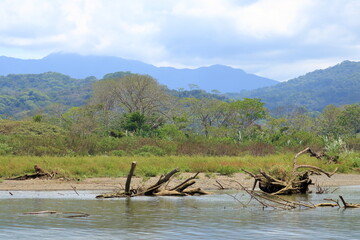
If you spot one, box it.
[6,165,57,180]
[96,165,210,199]
[23,211,90,218]
[183,188,210,195]
[142,168,179,196]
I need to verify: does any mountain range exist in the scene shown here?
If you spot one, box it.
[0,53,359,117]
[0,53,278,93]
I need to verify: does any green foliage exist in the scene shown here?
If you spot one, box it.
[168,88,227,101]
[102,71,132,79]
[32,114,43,122]
[122,112,150,133]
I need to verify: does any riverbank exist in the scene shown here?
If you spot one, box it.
[1,173,360,191]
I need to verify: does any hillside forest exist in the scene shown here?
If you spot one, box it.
[0,73,359,160]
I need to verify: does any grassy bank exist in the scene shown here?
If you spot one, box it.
[1,152,359,179]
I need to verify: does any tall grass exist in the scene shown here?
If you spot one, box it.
[0,152,352,179]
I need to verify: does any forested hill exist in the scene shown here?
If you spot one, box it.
[0,72,227,118]
[0,72,96,117]
[0,53,278,92]
[231,60,360,111]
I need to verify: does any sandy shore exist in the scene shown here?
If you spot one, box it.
[1,173,360,191]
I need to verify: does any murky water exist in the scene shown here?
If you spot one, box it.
[1,186,360,240]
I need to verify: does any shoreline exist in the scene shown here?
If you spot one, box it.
[1,173,360,191]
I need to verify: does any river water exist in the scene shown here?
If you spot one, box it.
[1,186,360,240]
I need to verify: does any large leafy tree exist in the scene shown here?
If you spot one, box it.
[91,74,174,134]
[92,74,171,115]
[225,98,267,131]
[317,104,343,137]
[338,103,360,136]
[181,98,226,137]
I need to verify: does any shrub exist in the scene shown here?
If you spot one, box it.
[176,140,240,156]
[0,143,12,155]
[139,166,159,177]
[157,124,185,140]
[351,158,360,168]
[323,137,348,158]
[109,150,127,156]
[346,136,360,151]
[133,145,166,156]
[242,142,276,156]
[96,137,121,153]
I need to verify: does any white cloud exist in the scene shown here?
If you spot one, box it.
[253,58,348,81]
[0,0,360,81]
[233,0,312,38]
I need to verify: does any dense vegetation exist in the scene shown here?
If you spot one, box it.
[0,74,358,161]
[229,60,360,112]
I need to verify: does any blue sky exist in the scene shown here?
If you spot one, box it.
[1,0,360,81]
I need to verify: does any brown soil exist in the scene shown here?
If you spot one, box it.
[1,173,360,191]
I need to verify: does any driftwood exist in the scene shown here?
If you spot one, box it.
[307,148,339,163]
[243,147,338,195]
[6,165,57,180]
[233,181,358,210]
[96,164,210,199]
[23,211,89,218]
[125,161,137,195]
[339,195,360,208]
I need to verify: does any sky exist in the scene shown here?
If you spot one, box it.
[1,0,360,81]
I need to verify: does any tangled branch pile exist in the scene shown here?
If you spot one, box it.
[243,147,338,195]
[233,181,360,210]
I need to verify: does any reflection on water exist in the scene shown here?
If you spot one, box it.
[1,186,360,239]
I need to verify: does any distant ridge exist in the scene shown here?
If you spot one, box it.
[233,60,360,111]
[0,53,278,92]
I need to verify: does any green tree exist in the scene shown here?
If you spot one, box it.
[317,104,343,137]
[338,103,360,136]
[181,98,226,137]
[225,98,267,131]
[92,74,171,116]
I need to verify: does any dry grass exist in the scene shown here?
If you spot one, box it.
[0,153,347,179]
